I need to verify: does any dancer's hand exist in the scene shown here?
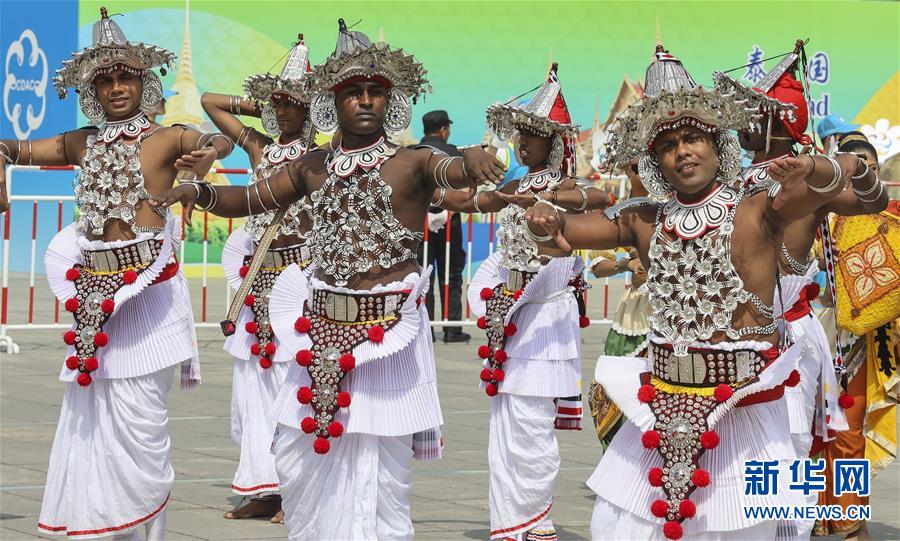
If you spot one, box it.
[462,147,506,187]
[496,191,538,209]
[176,147,218,180]
[767,155,815,210]
[525,202,570,251]
[149,184,201,226]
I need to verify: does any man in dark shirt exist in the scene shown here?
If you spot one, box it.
[415,110,470,343]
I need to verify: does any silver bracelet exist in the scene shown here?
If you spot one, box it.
[850,160,870,180]
[852,174,881,197]
[472,191,483,213]
[263,176,283,208]
[14,140,21,165]
[253,181,270,212]
[199,133,234,154]
[534,197,566,214]
[27,140,32,166]
[526,223,554,242]
[857,181,884,203]
[575,186,589,211]
[245,184,253,215]
[434,187,446,207]
[807,155,842,194]
[230,95,241,115]
[434,156,460,190]
[236,126,251,148]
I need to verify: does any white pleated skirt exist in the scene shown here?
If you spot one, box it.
[38,367,175,539]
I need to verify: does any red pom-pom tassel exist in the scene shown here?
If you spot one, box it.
[65,356,80,370]
[678,499,696,518]
[476,316,487,330]
[494,349,508,363]
[294,317,311,333]
[492,369,505,382]
[477,345,491,359]
[66,268,80,281]
[122,269,137,284]
[259,358,272,369]
[714,384,733,402]
[93,332,109,347]
[250,343,261,356]
[579,316,591,328]
[327,421,344,438]
[76,372,92,387]
[485,383,498,396]
[84,356,99,372]
[648,467,664,487]
[480,368,492,382]
[64,298,79,312]
[296,386,313,404]
[245,321,258,334]
[513,289,523,301]
[637,384,656,403]
[244,294,255,307]
[296,349,313,366]
[651,499,669,518]
[663,520,683,540]
[300,416,316,433]
[101,299,115,314]
[313,437,331,454]
[700,430,719,449]
[336,391,351,408]
[503,323,517,337]
[480,287,494,300]
[339,353,355,372]
[691,468,710,487]
[368,325,385,343]
[264,342,276,356]
[63,330,77,345]
[784,370,801,388]
[239,265,250,278]
[838,393,855,409]
[642,430,661,449]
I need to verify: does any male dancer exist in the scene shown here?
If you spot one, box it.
[151,18,505,540]
[200,34,315,522]
[0,8,232,539]
[525,46,870,539]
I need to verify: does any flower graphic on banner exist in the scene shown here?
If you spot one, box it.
[842,238,898,303]
[3,29,48,139]
[860,118,900,162]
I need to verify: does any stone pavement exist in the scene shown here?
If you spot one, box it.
[1,277,898,540]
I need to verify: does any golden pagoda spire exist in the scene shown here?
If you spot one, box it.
[160,0,203,126]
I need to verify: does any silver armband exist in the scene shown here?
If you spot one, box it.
[807,155,842,194]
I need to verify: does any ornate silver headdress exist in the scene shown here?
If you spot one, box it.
[309,19,428,134]
[244,34,313,135]
[606,45,764,200]
[53,7,175,123]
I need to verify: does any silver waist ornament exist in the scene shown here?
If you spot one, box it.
[74,122,164,236]
[645,184,776,355]
[497,169,564,271]
[245,140,311,243]
[308,138,423,287]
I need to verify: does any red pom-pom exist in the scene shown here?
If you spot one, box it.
[259,357,272,369]
[244,294,255,307]
[691,468,710,487]
[63,330,77,345]
[480,287,494,300]
[336,391,351,408]
[784,370,801,388]
[250,343,261,356]
[368,325,385,343]
[714,384,733,402]
[678,499,696,518]
[296,349,313,366]
[76,372,92,387]
[492,369,505,382]
[642,430,661,449]
[838,393,855,409]
[264,342,276,356]
[296,386,313,404]
[480,368,492,382]
[65,356,79,370]
[339,353,355,372]
[239,265,250,278]
[663,520,684,540]
[476,316,487,329]
[700,430,719,449]
[122,269,138,284]
[327,421,344,438]
[93,332,108,347]
[513,289,523,301]
[503,323,517,337]
[648,467,664,487]
[294,317,311,333]
[313,437,330,454]
[101,299,115,314]
[64,298,79,312]
[637,384,657,403]
[651,499,669,518]
[477,345,492,359]
[300,416,316,433]
[579,316,591,328]
[66,268,80,281]
[84,356,99,372]
[494,349,508,363]
[485,383,498,396]
[245,321,258,334]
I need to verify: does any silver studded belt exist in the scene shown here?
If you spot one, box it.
[505,269,536,293]
[309,288,410,324]
[649,342,773,387]
[245,244,312,270]
[81,239,161,273]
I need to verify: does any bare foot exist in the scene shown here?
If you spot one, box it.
[223,496,282,520]
[270,509,285,524]
[845,523,871,541]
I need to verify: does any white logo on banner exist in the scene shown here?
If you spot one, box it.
[4,30,48,138]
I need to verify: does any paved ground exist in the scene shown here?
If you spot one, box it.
[1,276,898,540]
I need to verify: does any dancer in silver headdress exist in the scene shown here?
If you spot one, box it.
[525,45,867,540]
[151,18,505,539]
[0,7,233,539]
[200,34,317,523]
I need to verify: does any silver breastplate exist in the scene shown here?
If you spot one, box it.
[308,139,423,287]
[497,169,563,271]
[645,184,776,355]
[245,140,311,243]
[75,121,161,236]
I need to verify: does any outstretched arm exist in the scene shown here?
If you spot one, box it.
[524,201,636,252]
[1,131,92,212]
[766,153,862,225]
[201,92,269,161]
[172,126,235,180]
[433,183,512,213]
[497,178,610,211]
[822,156,889,216]
[424,147,507,191]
